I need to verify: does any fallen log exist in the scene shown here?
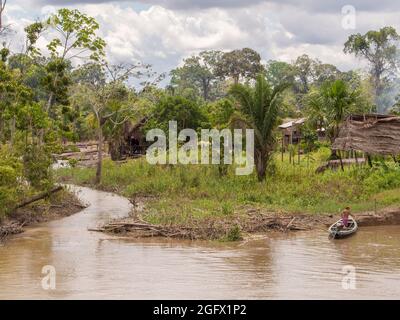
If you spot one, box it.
[0,222,25,241]
[15,186,63,209]
[286,217,296,229]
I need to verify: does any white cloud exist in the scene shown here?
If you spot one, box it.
[3,0,400,80]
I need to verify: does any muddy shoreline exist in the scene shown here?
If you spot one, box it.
[0,189,85,242]
[91,192,400,240]
[3,182,400,241]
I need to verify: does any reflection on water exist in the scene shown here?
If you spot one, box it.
[0,186,399,299]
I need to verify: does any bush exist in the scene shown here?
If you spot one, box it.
[0,147,23,216]
[23,145,53,189]
[224,225,242,242]
[58,150,400,219]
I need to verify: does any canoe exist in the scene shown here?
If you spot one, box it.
[328,218,358,239]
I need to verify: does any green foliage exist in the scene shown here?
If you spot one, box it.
[301,125,319,152]
[45,8,106,61]
[0,146,22,218]
[390,94,400,115]
[305,79,364,146]
[145,95,209,133]
[344,26,400,111]
[58,153,400,227]
[23,144,53,189]
[215,48,264,84]
[223,225,242,242]
[24,22,45,57]
[42,58,71,107]
[207,98,235,128]
[0,165,17,186]
[68,158,79,168]
[229,74,289,180]
[170,51,223,101]
[266,60,295,87]
[0,47,9,62]
[3,7,400,231]
[221,202,234,215]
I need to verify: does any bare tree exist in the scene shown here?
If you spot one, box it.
[0,0,7,35]
[72,62,155,184]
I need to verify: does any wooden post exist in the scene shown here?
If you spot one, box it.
[338,150,344,171]
[281,132,284,162]
[354,150,358,166]
[298,138,301,164]
[367,154,372,167]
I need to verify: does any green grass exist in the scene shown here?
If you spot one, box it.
[56,147,400,225]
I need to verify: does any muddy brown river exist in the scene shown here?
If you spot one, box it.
[0,186,399,299]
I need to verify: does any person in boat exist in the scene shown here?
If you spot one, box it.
[339,206,354,229]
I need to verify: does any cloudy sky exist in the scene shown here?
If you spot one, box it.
[3,0,400,78]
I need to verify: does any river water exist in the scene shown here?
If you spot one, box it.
[0,186,399,299]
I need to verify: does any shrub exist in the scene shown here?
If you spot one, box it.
[224,225,242,242]
[23,145,53,189]
[0,165,19,219]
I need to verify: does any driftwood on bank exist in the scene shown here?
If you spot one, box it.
[89,212,312,240]
[15,186,63,209]
[0,222,25,241]
[89,220,210,239]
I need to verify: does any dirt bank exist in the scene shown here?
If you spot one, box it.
[91,198,400,240]
[0,189,85,242]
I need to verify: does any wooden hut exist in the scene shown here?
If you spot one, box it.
[109,117,149,160]
[278,118,306,150]
[332,114,400,156]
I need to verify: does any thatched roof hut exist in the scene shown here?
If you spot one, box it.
[332,114,400,155]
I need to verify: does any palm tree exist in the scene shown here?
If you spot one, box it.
[229,74,289,181]
[306,79,359,159]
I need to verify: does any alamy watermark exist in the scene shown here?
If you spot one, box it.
[41,265,56,290]
[342,5,356,30]
[146,121,255,175]
[342,265,356,290]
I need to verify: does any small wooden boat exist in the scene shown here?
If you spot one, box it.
[328,218,358,239]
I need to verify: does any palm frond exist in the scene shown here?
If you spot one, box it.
[254,74,271,127]
[262,82,290,138]
[229,83,254,117]
[229,112,263,147]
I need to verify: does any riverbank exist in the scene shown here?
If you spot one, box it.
[56,150,400,240]
[88,197,400,240]
[1,184,399,299]
[0,188,85,242]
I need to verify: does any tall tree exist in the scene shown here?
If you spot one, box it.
[71,63,149,184]
[314,63,341,85]
[145,95,207,134]
[344,27,400,105]
[171,50,222,101]
[25,8,106,112]
[292,54,317,94]
[216,48,264,84]
[229,74,288,181]
[266,60,295,88]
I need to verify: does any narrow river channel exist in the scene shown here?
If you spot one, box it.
[0,186,399,299]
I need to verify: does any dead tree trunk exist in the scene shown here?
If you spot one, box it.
[16,186,63,209]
